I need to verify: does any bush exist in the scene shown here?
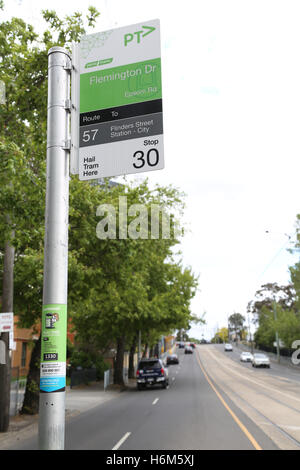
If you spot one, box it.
[69,350,110,380]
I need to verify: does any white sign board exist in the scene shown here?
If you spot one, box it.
[0,312,13,333]
[0,312,15,350]
[71,19,164,180]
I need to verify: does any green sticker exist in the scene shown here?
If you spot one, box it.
[40,304,67,393]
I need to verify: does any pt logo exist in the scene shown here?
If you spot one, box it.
[124,25,156,46]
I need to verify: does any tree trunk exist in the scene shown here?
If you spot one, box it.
[143,343,148,358]
[0,236,15,432]
[113,336,125,386]
[21,335,41,415]
[128,336,137,379]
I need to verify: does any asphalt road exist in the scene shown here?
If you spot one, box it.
[8,346,279,450]
[199,344,300,450]
[216,343,300,384]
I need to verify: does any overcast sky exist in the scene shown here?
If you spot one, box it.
[2,0,300,340]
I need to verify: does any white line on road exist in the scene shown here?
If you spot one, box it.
[152,398,159,405]
[112,432,131,450]
[172,377,175,381]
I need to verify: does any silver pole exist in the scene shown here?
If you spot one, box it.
[38,47,71,450]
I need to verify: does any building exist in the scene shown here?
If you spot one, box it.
[10,316,39,378]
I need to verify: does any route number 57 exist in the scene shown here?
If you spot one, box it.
[82,129,99,142]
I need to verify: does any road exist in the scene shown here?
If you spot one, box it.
[201,344,300,450]
[7,344,292,451]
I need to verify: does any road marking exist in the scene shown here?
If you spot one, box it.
[196,350,262,451]
[152,398,159,405]
[172,377,175,381]
[112,432,131,450]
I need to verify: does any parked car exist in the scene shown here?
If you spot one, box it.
[136,358,169,390]
[166,354,179,365]
[240,351,253,362]
[252,353,270,368]
[184,345,193,354]
[224,343,233,352]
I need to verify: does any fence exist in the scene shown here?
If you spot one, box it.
[104,368,114,390]
[70,367,97,388]
[10,367,27,416]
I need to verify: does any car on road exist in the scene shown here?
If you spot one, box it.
[136,358,169,390]
[240,351,253,362]
[224,343,233,352]
[178,342,185,349]
[184,345,193,354]
[166,354,179,365]
[251,353,270,368]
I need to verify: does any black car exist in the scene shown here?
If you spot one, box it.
[136,358,169,390]
[166,354,179,365]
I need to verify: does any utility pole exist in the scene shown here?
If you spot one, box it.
[227,315,230,343]
[0,79,14,433]
[0,231,15,432]
[273,300,280,364]
[247,314,254,354]
[38,47,71,450]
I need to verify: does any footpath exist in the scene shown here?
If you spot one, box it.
[0,380,131,450]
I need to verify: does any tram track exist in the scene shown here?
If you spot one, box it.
[196,346,300,450]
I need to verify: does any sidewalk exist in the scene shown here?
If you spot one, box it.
[0,380,123,450]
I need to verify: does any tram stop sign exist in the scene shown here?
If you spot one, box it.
[71,19,164,180]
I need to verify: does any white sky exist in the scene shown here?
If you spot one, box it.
[2,0,300,340]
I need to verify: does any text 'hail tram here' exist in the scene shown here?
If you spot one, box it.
[76,19,164,180]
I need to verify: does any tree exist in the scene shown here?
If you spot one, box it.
[68,179,200,386]
[211,327,228,344]
[248,282,298,350]
[228,313,245,341]
[247,283,296,322]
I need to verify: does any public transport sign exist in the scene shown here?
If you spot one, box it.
[71,19,164,180]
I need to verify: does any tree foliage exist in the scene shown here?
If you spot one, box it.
[211,327,228,344]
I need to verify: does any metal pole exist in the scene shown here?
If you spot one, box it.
[273,300,280,364]
[38,47,71,450]
[248,314,254,354]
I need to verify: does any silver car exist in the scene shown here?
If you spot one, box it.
[252,353,270,368]
[240,351,253,362]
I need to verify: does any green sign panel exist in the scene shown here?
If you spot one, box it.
[40,304,67,393]
[80,58,162,112]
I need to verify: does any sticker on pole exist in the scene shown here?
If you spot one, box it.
[72,19,164,180]
[40,304,67,393]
